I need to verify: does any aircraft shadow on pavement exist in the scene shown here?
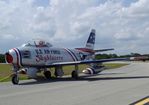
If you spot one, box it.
[19,73,149,85]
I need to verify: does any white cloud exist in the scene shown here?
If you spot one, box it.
[0,0,149,54]
[2,34,18,40]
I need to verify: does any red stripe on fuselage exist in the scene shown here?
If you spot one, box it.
[75,48,94,53]
[13,48,22,67]
[13,48,19,66]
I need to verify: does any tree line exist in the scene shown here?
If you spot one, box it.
[0,54,5,63]
[95,53,149,59]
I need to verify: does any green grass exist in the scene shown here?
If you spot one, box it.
[0,64,12,82]
[0,63,128,82]
[0,64,28,82]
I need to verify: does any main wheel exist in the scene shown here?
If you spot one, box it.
[12,74,19,85]
[44,71,51,79]
[71,70,78,79]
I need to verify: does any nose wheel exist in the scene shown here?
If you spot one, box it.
[12,74,19,85]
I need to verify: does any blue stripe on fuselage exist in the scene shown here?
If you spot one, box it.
[64,48,76,61]
[67,49,78,61]
[16,48,23,67]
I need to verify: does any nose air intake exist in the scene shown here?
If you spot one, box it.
[5,52,13,63]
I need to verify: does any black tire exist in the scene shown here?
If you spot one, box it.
[44,71,51,79]
[12,74,19,85]
[71,70,78,79]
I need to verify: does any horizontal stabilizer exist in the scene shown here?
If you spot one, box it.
[75,48,114,54]
[94,48,114,52]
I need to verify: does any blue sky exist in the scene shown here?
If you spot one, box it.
[0,0,149,55]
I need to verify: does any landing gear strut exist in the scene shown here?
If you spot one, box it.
[11,65,19,85]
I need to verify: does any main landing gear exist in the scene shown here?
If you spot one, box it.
[44,65,79,80]
[71,65,79,79]
[71,70,78,79]
[44,70,52,79]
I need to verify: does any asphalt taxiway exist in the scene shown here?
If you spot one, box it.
[0,62,149,105]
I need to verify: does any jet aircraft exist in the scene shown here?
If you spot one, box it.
[5,29,127,84]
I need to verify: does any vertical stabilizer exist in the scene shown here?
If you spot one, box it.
[85,29,96,50]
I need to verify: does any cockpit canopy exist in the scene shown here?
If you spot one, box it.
[22,39,53,47]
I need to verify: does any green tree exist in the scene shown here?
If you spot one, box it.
[95,53,118,59]
[0,54,5,63]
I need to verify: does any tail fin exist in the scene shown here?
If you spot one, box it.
[76,29,114,54]
[85,29,96,50]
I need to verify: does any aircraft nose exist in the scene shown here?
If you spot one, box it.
[5,52,13,63]
[5,49,18,64]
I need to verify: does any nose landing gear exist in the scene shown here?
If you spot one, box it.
[11,65,19,85]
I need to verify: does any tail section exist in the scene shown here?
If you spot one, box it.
[76,29,114,54]
[85,29,96,50]
[75,29,96,54]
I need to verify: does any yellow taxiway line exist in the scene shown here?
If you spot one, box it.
[132,96,149,105]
